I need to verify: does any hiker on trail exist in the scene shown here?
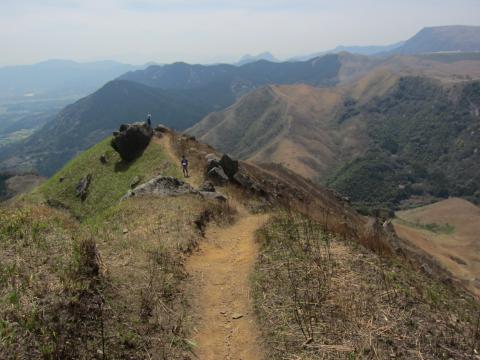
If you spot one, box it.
[181,155,189,177]
[146,113,152,128]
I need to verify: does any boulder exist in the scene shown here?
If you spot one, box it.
[199,180,216,192]
[122,176,194,200]
[121,175,228,202]
[219,154,239,180]
[206,158,221,173]
[111,122,153,161]
[207,167,229,185]
[76,174,92,201]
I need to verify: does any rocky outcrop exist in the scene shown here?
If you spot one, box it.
[219,154,238,180]
[207,167,229,185]
[205,153,240,185]
[111,123,153,161]
[121,176,226,202]
[199,181,215,192]
[76,174,92,201]
[122,176,194,199]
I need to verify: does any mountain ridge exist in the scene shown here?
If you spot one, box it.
[189,60,480,209]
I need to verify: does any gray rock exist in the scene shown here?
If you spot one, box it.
[219,154,238,180]
[76,174,92,201]
[121,175,228,203]
[207,166,229,185]
[206,158,220,173]
[111,122,153,161]
[199,181,215,192]
[122,176,194,200]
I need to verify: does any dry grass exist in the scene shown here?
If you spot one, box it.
[0,204,105,359]
[394,198,480,297]
[0,192,238,359]
[253,211,480,359]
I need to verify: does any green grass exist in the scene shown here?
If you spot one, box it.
[395,217,456,235]
[35,137,182,220]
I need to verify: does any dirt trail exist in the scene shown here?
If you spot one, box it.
[187,212,269,360]
[153,133,203,187]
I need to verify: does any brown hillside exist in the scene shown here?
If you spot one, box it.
[188,69,400,180]
[394,198,480,296]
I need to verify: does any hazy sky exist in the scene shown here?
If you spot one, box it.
[1,0,479,66]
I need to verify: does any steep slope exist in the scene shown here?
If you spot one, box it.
[0,80,235,176]
[190,56,480,209]
[188,69,400,180]
[329,78,480,209]
[0,55,349,177]
[394,198,480,296]
[2,127,479,359]
[389,25,480,55]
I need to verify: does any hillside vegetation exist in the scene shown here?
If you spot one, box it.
[329,78,480,210]
[2,129,480,358]
[253,212,480,359]
[35,136,181,219]
[1,132,237,358]
[190,59,480,211]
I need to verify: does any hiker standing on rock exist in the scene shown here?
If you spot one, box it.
[181,155,189,177]
[146,113,152,128]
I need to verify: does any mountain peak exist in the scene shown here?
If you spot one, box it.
[236,52,278,66]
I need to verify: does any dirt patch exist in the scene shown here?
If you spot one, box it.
[187,212,269,359]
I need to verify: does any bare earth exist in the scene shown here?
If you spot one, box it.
[394,197,480,297]
[187,213,269,360]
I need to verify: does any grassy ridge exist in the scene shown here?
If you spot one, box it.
[35,137,181,220]
[1,134,237,358]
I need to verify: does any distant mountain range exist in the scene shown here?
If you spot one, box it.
[0,59,138,100]
[389,25,480,55]
[290,42,405,61]
[236,52,279,66]
[290,25,480,61]
[0,55,344,175]
[2,24,480,189]
[188,53,480,209]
